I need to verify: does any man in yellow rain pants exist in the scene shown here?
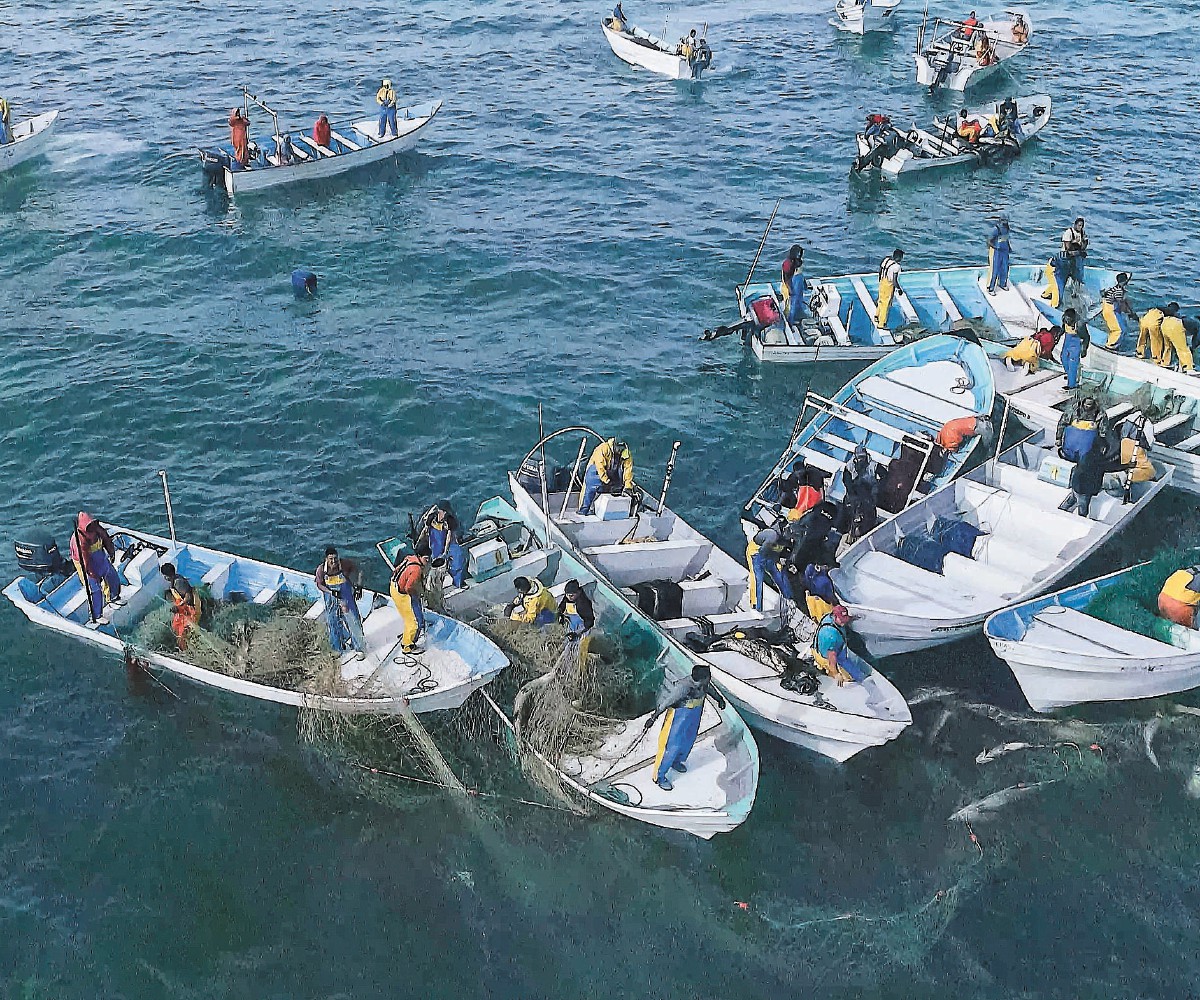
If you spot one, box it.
[1118,409,1157,492]
[1101,273,1138,349]
[1136,304,1167,363]
[875,249,904,329]
[390,552,429,653]
[1159,303,1194,373]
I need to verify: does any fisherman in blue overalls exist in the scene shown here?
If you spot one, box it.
[421,500,467,589]
[986,216,1012,294]
[642,664,726,791]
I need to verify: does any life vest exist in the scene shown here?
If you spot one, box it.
[1162,569,1200,606]
[811,619,847,673]
[514,579,555,621]
[170,581,201,615]
[1061,420,1098,461]
[1120,413,1150,447]
[392,555,425,595]
[936,416,977,451]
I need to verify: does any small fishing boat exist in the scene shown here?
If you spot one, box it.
[743,334,996,542]
[601,19,713,79]
[993,352,1200,496]
[506,429,911,762]
[833,431,1173,657]
[714,256,1116,364]
[198,88,441,196]
[380,498,759,838]
[833,0,902,34]
[4,523,506,714]
[853,95,1051,177]
[0,110,60,173]
[915,9,1033,92]
[986,561,1200,711]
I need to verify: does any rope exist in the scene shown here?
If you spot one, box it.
[347,761,578,813]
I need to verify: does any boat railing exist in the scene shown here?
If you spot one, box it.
[240,86,281,142]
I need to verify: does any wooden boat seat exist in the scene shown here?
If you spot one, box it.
[813,429,894,467]
[850,277,879,324]
[1030,607,1177,657]
[838,551,966,613]
[798,446,845,477]
[856,373,976,427]
[582,539,710,587]
[1172,431,1200,453]
[253,573,286,605]
[202,560,236,601]
[1154,412,1191,436]
[814,400,909,443]
[940,551,1026,599]
[1105,401,1134,421]
[328,129,361,152]
[350,125,383,145]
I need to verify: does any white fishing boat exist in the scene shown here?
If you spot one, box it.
[601,19,712,79]
[506,430,911,762]
[915,9,1032,92]
[833,0,902,34]
[4,523,507,714]
[853,95,1051,177]
[0,110,60,173]
[833,431,1173,657]
[198,88,441,196]
[381,499,760,838]
[986,562,1200,711]
[992,352,1200,496]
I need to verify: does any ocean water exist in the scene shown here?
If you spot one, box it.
[4,0,1200,996]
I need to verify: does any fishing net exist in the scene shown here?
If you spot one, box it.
[1083,547,1195,643]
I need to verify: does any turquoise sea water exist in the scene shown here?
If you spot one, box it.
[5,1,1200,996]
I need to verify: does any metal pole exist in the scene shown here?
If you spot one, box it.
[741,197,782,298]
[560,436,589,518]
[158,470,177,548]
[537,405,551,542]
[73,525,98,624]
[658,441,682,513]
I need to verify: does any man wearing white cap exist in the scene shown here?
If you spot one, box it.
[376,78,398,138]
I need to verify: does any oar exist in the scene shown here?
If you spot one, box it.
[72,524,99,625]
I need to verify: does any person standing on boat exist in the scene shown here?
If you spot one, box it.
[1101,273,1138,349]
[746,516,794,612]
[1058,396,1102,461]
[1159,304,1194,373]
[643,664,726,792]
[875,249,904,329]
[956,10,979,41]
[1159,567,1200,630]
[997,96,1023,139]
[1061,437,1107,517]
[776,458,808,510]
[0,98,11,144]
[376,79,399,139]
[1136,304,1167,363]
[811,606,871,686]
[159,563,202,650]
[610,3,628,31]
[390,552,428,654]
[1059,313,1089,389]
[69,512,123,623]
[419,500,468,589]
[312,113,332,148]
[228,108,250,167]
[315,547,366,659]
[780,245,807,325]
[1060,218,1089,289]
[506,576,557,626]
[578,437,634,516]
[1041,253,1068,309]
[786,467,826,521]
[1118,409,1157,489]
[986,217,1012,294]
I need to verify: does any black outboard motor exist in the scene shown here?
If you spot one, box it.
[15,529,71,579]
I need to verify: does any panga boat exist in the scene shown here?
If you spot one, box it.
[4,524,506,714]
[0,110,60,173]
[381,498,759,838]
[915,9,1033,92]
[985,561,1200,711]
[198,88,441,196]
[833,0,902,34]
[992,353,1200,497]
[723,261,1116,364]
[743,334,996,541]
[854,95,1051,177]
[601,19,713,79]
[833,431,1173,657]
[507,429,911,762]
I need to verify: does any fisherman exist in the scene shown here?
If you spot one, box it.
[811,605,871,685]
[957,10,979,40]
[1060,217,1089,287]
[974,31,996,66]
[642,664,726,792]
[784,500,841,578]
[390,551,428,654]
[786,467,826,521]
[159,562,202,650]
[578,437,634,515]
[862,113,891,140]
[776,458,808,510]
[1101,273,1138,349]
[1058,395,1103,462]
[839,444,880,542]
[679,29,698,59]
[1159,566,1200,629]
[1041,253,1067,309]
[1061,437,1107,518]
[780,245,807,325]
[957,108,984,144]
[1002,334,1045,375]
[291,269,318,297]
[801,562,837,623]
[986,217,1012,293]
[312,112,332,148]
[1118,408,1157,490]
[506,576,557,626]
[557,579,596,636]
[420,500,467,588]
[876,249,904,329]
[69,512,123,624]
[376,78,399,139]
[936,413,992,454]
[1136,304,1167,363]
[1159,303,1194,373]
[315,547,366,659]
[1186,315,1200,354]
[610,2,628,31]
[228,108,250,166]
[1060,312,1089,389]
[1011,12,1029,44]
[1032,324,1060,362]
[746,514,794,611]
[0,97,11,144]
[997,96,1022,138]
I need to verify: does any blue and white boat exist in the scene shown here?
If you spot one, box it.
[728,261,1118,364]
[986,563,1200,711]
[4,523,506,715]
[742,333,997,540]
[198,88,441,196]
[378,499,760,839]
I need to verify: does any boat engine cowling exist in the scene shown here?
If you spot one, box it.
[15,529,71,578]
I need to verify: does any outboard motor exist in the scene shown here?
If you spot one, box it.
[15,529,71,579]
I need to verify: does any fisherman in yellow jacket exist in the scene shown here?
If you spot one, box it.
[1159,566,1200,629]
[578,437,634,515]
[376,77,398,138]
[1159,303,1194,372]
[506,576,556,626]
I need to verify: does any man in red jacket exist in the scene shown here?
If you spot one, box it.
[313,113,331,148]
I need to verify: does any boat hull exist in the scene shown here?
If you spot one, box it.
[602,23,701,79]
[833,0,902,34]
[0,110,60,173]
[916,10,1033,91]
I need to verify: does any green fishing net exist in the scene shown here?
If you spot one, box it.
[1084,547,1195,644]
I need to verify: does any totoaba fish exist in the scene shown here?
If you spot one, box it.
[949,780,1059,824]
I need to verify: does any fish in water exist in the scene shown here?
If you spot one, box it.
[1187,764,1200,800]
[975,741,1036,765]
[948,780,1059,824]
[926,706,953,748]
[908,686,960,706]
[1144,715,1162,770]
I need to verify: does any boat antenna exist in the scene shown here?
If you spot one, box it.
[739,197,782,300]
[917,2,928,53]
[662,8,671,41]
[157,470,177,549]
[657,441,682,513]
[240,85,281,137]
[537,404,552,543]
